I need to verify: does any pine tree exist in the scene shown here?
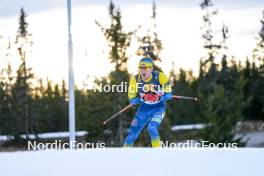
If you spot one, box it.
[0,69,5,135]
[92,1,133,146]
[199,0,222,94]
[0,64,16,137]
[170,68,200,123]
[53,83,68,131]
[135,0,163,71]
[12,8,35,140]
[253,11,264,66]
[96,1,133,72]
[31,79,46,132]
[248,10,264,120]
[197,1,252,145]
[200,76,251,146]
[0,38,15,137]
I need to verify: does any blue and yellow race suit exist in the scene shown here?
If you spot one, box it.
[124,71,172,147]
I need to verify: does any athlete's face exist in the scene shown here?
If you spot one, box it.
[139,67,152,79]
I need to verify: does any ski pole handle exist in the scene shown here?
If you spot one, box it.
[103,104,133,125]
[172,95,198,101]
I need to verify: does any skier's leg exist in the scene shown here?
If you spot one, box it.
[124,111,148,147]
[147,109,165,147]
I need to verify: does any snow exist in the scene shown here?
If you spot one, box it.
[0,148,263,176]
[0,135,9,141]
[171,124,264,147]
[171,124,206,131]
[0,131,88,141]
[25,131,88,139]
[239,131,264,147]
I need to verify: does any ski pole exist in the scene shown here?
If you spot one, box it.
[172,95,198,101]
[102,104,134,125]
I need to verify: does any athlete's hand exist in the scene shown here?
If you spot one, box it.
[159,93,172,102]
[129,98,141,105]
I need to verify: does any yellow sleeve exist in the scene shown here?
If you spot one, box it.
[128,76,138,100]
[159,72,172,93]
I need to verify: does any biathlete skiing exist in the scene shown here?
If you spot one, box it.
[102,47,198,147]
[123,57,172,147]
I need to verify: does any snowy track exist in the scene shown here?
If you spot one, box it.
[0,148,263,176]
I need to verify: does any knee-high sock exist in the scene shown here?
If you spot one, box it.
[147,121,161,147]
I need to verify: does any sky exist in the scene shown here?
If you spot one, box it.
[0,0,263,88]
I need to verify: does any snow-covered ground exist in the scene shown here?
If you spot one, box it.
[0,148,263,176]
[0,131,88,141]
[240,131,264,147]
[171,124,206,131]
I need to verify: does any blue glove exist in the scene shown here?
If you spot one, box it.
[129,98,141,105]
[159,93,172,102]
